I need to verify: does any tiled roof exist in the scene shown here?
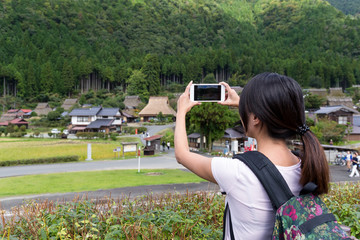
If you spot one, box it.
[10,118,28,124]
[223,128,246,139]
[188,133,201,138]
[144,135,163,141]
[314,105,358,114]
[69,107,101,116]
[97,108,120,116]
[86,119,114,129]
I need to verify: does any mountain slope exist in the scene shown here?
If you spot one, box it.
[0,0,359,99]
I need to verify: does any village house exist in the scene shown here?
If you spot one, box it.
[0,108,32,122]
[327,96,354,109]
[61,99,78,111]
[122,96,142,123]
[314,105,358,125]
[138,96,176,122]
[34,103,52,116]
[18,109,32,118]
[314,105,360,141]
[124,96,142,109]
[68,106,123,133]
[0,118,29,128]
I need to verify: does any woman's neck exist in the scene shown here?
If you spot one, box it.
[256,135,299,167]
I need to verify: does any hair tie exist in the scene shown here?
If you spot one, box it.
[297,124,310,136]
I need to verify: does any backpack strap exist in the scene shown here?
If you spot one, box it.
[233,151,294,210]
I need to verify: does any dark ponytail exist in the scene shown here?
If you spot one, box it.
[300,131,329,194]
[240,73,329,194]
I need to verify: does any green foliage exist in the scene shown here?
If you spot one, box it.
[47,111,61,121]
[0,182,359,239]
[160,129,174,148]
[1,0,360,100]
[323,182,360,238]
[0,155,79,167]
[326,0,360,15]
[126,70,149,99]
[122,126,147,135]
[187,103,239,150]
[0,192,224,239]
[310,118,347,143]
[304,93,326,110]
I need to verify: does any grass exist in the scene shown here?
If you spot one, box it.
[0,137,143,161]
[0,169,205,197]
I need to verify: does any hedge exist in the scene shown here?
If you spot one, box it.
[0,155,79,167]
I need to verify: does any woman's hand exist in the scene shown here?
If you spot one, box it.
[177,81,201,115]
[218,82,240,107]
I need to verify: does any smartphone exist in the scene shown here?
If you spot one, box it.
[190,84,225,102]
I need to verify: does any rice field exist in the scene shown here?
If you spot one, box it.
[0,137,143,161]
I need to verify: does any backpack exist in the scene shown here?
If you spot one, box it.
[223,151,352,240]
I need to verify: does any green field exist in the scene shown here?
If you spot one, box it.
[0,137,143,161]
[0,169,204,197]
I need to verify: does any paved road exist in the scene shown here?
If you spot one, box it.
[0,149,182,178]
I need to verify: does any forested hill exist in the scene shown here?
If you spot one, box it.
[326,0,360,15]
[1,0,360,99]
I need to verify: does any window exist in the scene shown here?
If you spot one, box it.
[338,116,347,125]
[77,116,88,122]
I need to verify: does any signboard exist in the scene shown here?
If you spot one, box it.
[121,142,139,157]
[124,144,136,152]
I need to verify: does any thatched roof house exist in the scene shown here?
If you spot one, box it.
[307,88,328,97]
[61,99,78,110]
[327,96,354,109]
[34,103,52,116]
[124,96,142,109]
[139,96,176,121]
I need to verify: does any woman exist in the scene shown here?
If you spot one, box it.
[175,72,329,239]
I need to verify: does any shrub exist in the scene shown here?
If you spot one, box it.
[0,183,359,239]
[9,132,24,138]
[19,125,26,132]
[110,133,118,141]
[0,155,79,167]
[0,192,224,239]
[323,182,360,237]
[122,126,147,135]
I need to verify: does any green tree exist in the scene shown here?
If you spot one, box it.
[304,93,326,110]
[127,70,149,100]
[203,73,217,83]
[142,54,160,96]
[40,61,54,93]
[187,103,238,151]
[61,61,75,96]
[310,118,347,144]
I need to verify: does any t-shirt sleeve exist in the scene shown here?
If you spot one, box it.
[212,157,243,194]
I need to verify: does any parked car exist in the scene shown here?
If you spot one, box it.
[51,128,61,134]
[63,129,69,135]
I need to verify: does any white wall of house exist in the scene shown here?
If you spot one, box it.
[71,116,97,125]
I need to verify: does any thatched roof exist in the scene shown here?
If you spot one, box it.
[61,99,78,110]
[34,103,52,116]
[327,96,354,108]
[139,97,176,117]
[124,96,142,109]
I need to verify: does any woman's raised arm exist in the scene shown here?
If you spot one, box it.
[174,81,216,183]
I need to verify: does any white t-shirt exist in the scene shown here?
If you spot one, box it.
[212,156,302,240]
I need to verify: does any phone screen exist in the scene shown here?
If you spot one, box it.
[194,85,222,101]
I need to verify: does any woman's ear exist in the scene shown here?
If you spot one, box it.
[251,114,261,126]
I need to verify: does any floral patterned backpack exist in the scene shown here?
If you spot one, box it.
[224,151,352,240]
